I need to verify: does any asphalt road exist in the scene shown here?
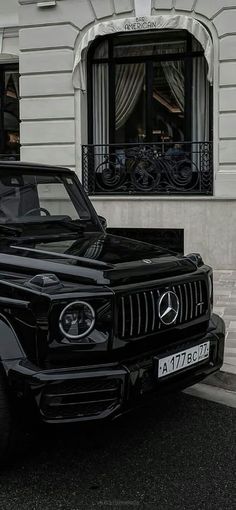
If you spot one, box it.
[0,393,235,510]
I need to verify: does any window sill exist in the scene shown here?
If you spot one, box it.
[89,195,236,201]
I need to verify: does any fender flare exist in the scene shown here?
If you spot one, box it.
[0,314,25,361]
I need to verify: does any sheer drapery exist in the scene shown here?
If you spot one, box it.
[93,63,109,146]
[192,57,209,143]
[5,72,19,97]
[115,63,145,130]
[93,42,109,146]
[93,59,145,140]
[161,60,184,112]
[92,63,109,172]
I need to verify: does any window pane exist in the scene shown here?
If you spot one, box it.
[37,183,78,218]
[115,63,146,143]
[0,174,90,222]
[93,40,108,59]
[114,31,187,58]
[152,60,185,142]
[3,70,20,156]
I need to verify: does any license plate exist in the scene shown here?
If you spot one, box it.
[157,341,210,379]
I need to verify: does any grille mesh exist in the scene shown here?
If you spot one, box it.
[41,378,122,420]
[118,279,208,340]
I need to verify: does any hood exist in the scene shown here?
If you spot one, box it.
[0,233,198,286]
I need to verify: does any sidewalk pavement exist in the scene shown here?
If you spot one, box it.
[204,270,236,392]
[213,270,236,376]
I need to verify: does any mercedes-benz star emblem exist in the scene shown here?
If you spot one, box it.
[158,291,179,325]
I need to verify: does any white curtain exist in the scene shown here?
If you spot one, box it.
[93,61,145,142]
[93,63,109,146]
[5,72,19,98]
[93,41,109,146]
[115,64,145,130]
[161,60,184,112]
[192,57,209,143]
[92,63,109,172]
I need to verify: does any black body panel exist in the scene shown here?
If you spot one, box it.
[0,162,225,424]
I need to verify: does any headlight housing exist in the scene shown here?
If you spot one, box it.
[185,253,204,267]
[59,301,95,340]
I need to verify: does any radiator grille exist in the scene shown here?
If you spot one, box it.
[118,279,208,340]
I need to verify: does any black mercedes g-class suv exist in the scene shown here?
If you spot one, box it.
[0,161,225,458]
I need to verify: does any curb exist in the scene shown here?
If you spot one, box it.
[203,370,236,392]
[185,383,236,409]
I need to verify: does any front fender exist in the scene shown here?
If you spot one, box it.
[0,314,25,361]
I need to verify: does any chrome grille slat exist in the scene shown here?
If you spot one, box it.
[189,282,193,319]
[144,292,148,333]
[194,281,198,317]
[137,294,141,335]
[129,294,133,337]
[121,296,125,338]
[150,291,155,331]
[156,290,161,329]
[178,284,183,323]
[184,284,188,321]
[199,280,203,314]
[118,278,207,340]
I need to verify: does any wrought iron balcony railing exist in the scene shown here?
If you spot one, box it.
[82,142,213,195]
[0,154,20,161]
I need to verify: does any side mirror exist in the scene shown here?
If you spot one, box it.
[98,215,107,230]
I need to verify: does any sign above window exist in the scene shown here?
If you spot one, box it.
[124,17,160,31]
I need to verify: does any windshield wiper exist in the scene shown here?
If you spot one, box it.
[0,224,22,236]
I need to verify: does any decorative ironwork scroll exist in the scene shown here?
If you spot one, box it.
[82,142,213,195]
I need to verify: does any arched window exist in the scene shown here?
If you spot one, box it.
[88,30,211,144]
[84,30,213,195]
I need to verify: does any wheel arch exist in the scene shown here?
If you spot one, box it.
[0,313,25,362]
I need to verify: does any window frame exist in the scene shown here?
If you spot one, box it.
[87,30,212,145]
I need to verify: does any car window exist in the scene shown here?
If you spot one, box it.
[0,173,91,223]
[37,182,78,219]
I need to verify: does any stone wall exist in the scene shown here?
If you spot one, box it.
[0,0,18,62]
[17,0,236,197]
[92,196,236,269]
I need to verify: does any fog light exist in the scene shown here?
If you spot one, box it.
[59,301,95,339]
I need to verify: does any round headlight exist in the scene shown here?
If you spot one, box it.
[59,301,95,339]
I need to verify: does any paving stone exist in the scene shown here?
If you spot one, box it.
[214,290,232,296]
[213,270,236,373]
[225,340,236,349]
[213,307,225,317]
[223,307,236,315]
[220,315,236,322]
[228,321,236,330]
[226,332,236,340]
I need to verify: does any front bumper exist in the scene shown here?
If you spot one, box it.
[7,314,225,423]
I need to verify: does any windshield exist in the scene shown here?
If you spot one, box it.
[0,171,95,227]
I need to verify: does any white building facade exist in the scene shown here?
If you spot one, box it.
[1,0,236,268]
